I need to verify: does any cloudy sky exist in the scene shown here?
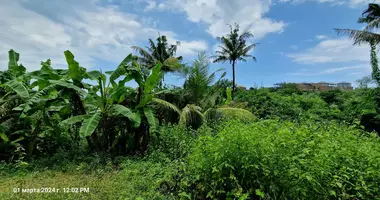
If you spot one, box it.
[1,0,379,87]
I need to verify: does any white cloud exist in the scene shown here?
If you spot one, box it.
[288,64,369,75]
[346,0,380,7]
[144,0,157,11]
[175,41,208,56]
[143,0,169,11]
[0,0,206,71]
[288,36,373,78]
[155,0,286,39]
[278,0,380,7]
[287,38,370,64]
[316,35,328,40]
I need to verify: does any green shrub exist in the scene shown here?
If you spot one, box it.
[150,125,197,161]
[178,120,380,200]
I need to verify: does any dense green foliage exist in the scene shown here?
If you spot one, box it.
[2,5,380,199]
[234,87,380,134]
[175,120,380,200]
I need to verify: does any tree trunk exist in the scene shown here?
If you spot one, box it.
[26,121,41,161]
[232,60,236,99]
[370,40,380,86]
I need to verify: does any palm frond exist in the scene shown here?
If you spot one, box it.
[151,98,181,114]
[239,31,254,40]
[131,46,154,63]
[212,56,229,63]
[335,28,380,45]
[179,104,204,126]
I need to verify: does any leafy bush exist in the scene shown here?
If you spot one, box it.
[150,125,196,161]
[177,120,380,200]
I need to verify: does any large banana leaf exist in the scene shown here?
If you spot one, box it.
[60,114,87,126]
[49,80,86,96]
[144,63,162,94]
[8,49,26,77]
[86,70,106,84]
[19,84,58,116]
[110,54,134,82]
[109,104,141,127]
[136,64,162,108]
[64,50,85,81]
[4,80,29,99]
[143,107,157,133]
[79,112,101,137]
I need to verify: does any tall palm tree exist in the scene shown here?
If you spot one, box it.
[132,35,183,85]
[335,3,380,85]
[212,23,257,98]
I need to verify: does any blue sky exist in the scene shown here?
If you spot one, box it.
[1,0,379,87]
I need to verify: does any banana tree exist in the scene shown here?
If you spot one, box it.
[60,69,140,152]
[0,50,81,160]
[107,54,180,152]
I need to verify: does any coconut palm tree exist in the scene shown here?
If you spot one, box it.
[131,35,183,85]
[335,3,380,85]
[177,52,255,128]
[212,23,257,98]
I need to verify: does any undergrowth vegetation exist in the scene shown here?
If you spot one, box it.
[2,6,380,199]
[175,120,380,200]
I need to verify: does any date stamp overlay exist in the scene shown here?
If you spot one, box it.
[12,187,90,193]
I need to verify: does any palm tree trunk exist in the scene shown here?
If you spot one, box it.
[370,40,380,85]
[232,60,236,99]
[161,75,164,88]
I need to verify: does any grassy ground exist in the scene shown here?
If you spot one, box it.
[0,152,176,200]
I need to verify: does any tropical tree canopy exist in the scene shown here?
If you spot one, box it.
[212,23,257,97]
[335,3,380,85]
[131,35,184,84]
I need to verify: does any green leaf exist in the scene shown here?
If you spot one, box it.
[64,50,83,81]
[12,104,25,111]
[144,63,162,94]
[179,104,204,126]
[143,107,157,133]
[329,190,336,197]
[49,80,86,96]
[10,137,24,144]
[110,54,134,82]
[137,94,153,108]
[8,49,26,77]
[79,112,101,137]
[151,98,181,114]
[109,105,140,125]
[0,133,9,142]
[60,115,87,126]
[23,84,57,111]
[8,49,19,71]
[132,112,141,128]
[255,189,265,198]
[5,80,30,99]
[87,70,106,83]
